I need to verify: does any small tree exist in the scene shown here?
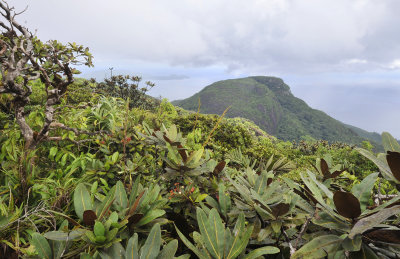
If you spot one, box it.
[96,75,157,109]
[0,1,93,150]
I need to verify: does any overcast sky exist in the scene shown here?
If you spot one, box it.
[11,0,400,138]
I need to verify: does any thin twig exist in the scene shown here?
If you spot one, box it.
[282,226,295,255]
[294,208,317,250]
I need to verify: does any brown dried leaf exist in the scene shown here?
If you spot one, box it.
[333,191,361,219]
[365,229,400,244]
[177,144,188,162]
[387,151,400,182]
[213,161,226,175]
[320,159,330,177]
[270,203,290,218]
[83,210,97,226]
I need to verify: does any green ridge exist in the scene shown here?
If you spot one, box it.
[173,76,382,148]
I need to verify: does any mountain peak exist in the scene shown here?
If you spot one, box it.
[173,76,380,147]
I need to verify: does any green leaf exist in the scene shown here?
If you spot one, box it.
[351,172,378,212]
[218,183,230,218]
[254,172,268,195]
[242,246,280,259]
[196,194,209,203]
[74,183,93,221]
[99,242,125,259]
[49,147,58,158]
[209,208,225,258]
[140,223,161,259]
[125,234,139,259]
[43,231,69,241]
[226,213,253,259]
[313,211,351,232]
[94,221,105,237]
[349,205,400,238]
[291,235,342,259]
[156,239,178,259]
[342,235,362,252]
[115,181,128,208]
[382,132,400,152]
[356,148,397,182]
[186,148,204,166]
[175,225,210,259]
[97,185,116,220]
[111,152,119,164]
[136,209,165,227]
[32,233,52,259]
[196,208,220,258]
[271,220,282,233]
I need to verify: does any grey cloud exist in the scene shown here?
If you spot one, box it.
[12,0,400,74]
[149,74,189,80]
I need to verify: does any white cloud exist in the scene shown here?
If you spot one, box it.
[10,0,396,74]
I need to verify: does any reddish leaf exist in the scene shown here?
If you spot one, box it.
[270,203,290,218]
[333,191,361,219]
[127,191,145,218]
[177,144,188,162]
[320,159,330,177]
[387,151,400,182]
[83,210,97,226]
[365,229,400,244]
[213,161,226,175]
[163,135,173,144]
[330,169,346,179]
[267,178,273,186]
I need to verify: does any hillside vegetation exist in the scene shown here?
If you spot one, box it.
[1,4,400,258]
[174,76,382,149]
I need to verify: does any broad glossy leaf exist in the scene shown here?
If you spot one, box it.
[97,186,116,220]
[218,184,230,218]
[349,205,400,238]
[209,209,225,257]
[99,242,125,259]
[356,148,396,182]
[175,224,210,259]
[115,181,128,208]
[225,213,253,259]
[382,132,400,152]
[313,211,351,232]
[242,246,280,259]
[140,223,161,259]
[125,234,139,259]
[74,183,93,221]
[333,191,361,219]
[32,233,52,259]
[351,172,379,212]
[196,208,220,258]
[136,209,165,227]
[291,235,342,259]
[156,239,178,259]
[342,235,362,252]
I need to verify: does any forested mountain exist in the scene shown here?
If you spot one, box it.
[173,76,381,147]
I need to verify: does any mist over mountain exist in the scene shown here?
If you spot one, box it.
[173,76,382,148]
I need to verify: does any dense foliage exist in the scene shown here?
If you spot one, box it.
[1,3,400,259]
[173,76,383,150]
